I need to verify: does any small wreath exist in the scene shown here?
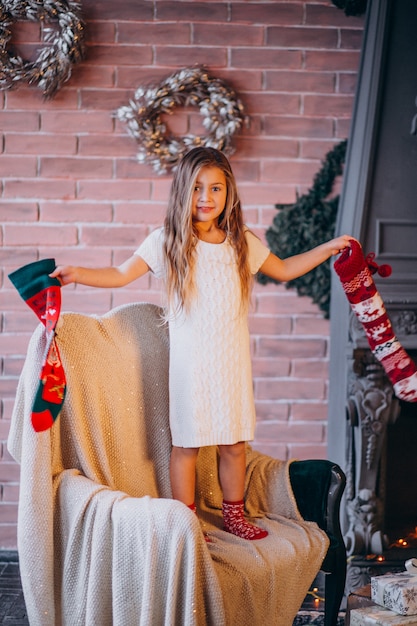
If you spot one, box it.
[116,67,248,174]
[0,0,85,99]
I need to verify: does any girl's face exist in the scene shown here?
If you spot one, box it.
[191,166,227,228]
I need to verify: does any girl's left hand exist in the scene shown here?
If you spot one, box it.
[329,235,357,257]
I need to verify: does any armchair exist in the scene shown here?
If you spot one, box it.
[8,302,346,626]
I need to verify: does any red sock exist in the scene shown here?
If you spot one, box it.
[334,240,417,402]
[222,500,268,540]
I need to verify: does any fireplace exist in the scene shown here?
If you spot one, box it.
[327,0,417,597]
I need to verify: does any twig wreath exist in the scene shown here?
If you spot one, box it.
[0,0,85,99]
[116,67,248,174]
[257,140,347,318]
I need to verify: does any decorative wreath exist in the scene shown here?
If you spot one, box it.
[0,0,85,99]
[117,67,248,174]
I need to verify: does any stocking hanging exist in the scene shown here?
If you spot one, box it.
[9,258,66,431]
[334,239,417,403]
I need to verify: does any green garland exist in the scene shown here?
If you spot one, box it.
[330,0,367,16]
[257,139,347,318]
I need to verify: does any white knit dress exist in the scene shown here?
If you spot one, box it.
[135,227,270,448]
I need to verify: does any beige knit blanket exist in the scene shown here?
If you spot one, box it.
[8,302,329,626]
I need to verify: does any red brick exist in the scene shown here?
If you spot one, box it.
[4,133,77,155]
[114,203,166,224]
[300,139,339,159]
[40,247,112,268]
[240,183,295,206]
[251,441,288,461]
[3,357,26,377]
[0,249,37,268]
[235,137,298,158]
[0,333,32,355]
[0,111,39,132]
[193,23,263,46]
[261,158,320,185]
[225,160,261,184]
[40,157,113,179]
[306,3,364,27]
[265,70,335,94]
[82,0,153,21]
[244,93,300,115]
[80,225,147,247]
[306,50,361,72]
[115,158,161,180]
[249,315,292,336]
[0,503,18,523]
[118,22,190,45]
[304,94,355,117]
[0,156,37,177]
[6,87,79,110]
[339,72,358,95]
[40,202,112,223]
[58,290,113,314]
[265,115,333,139]
[291,402,328,421]
[87,44,153,66]
[4,224,77,246]
[155,2,228,21]
[41,111,113,133]
[255,401,289,422]
[231,3,303,25]
[252,357,290,378]
[257,378,326,400]
[3,179,75,200]
[267,26,338,49]
[289,444,328,460]
[155,46,227,67]
[2,484,19,502]
[0,203,38,222]
[71,64,115,88]
[116,67,180,90]
[294,315,330,336]
[78,135,135,157]
[0,524,17,549]
[85,21,116,44]
[80,89,131,111]
[231,48,301,69]
[292,359,329,379]
[255,421,324,441]
[258,337,326,358]
[3,311,36,333]
[78,180,151,201]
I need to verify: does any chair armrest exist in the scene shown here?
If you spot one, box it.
[289,459,345,538]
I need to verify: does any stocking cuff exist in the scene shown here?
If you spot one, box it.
[8,258,60,302]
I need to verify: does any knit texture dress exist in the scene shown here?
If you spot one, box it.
[135,227,270,447]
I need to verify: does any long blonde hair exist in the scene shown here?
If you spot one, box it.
[163,147,252,315]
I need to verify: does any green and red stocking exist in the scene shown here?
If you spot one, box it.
[334,240,417,402]
[8,259,66,431]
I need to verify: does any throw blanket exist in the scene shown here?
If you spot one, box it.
[8,302,329,626]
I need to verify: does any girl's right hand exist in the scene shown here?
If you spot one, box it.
[49,266,77,286]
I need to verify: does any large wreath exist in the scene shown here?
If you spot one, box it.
[117,67,248,174]
[0,0,85,99]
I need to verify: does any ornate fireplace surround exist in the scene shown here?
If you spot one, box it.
[328,0,417,595]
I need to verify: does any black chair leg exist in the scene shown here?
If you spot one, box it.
[324,558,346,626]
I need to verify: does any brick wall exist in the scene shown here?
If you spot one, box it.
[0,0,364,548]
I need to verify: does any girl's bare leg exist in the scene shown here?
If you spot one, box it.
[170,445,199,506]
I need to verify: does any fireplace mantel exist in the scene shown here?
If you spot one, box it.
[328,0,417,595]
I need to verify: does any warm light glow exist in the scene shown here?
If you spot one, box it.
[377,555,385,562]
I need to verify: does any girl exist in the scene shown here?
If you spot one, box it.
[51,147,352,541]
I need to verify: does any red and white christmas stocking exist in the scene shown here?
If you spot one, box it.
[8,258,66,431]
[334,240,417,402]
